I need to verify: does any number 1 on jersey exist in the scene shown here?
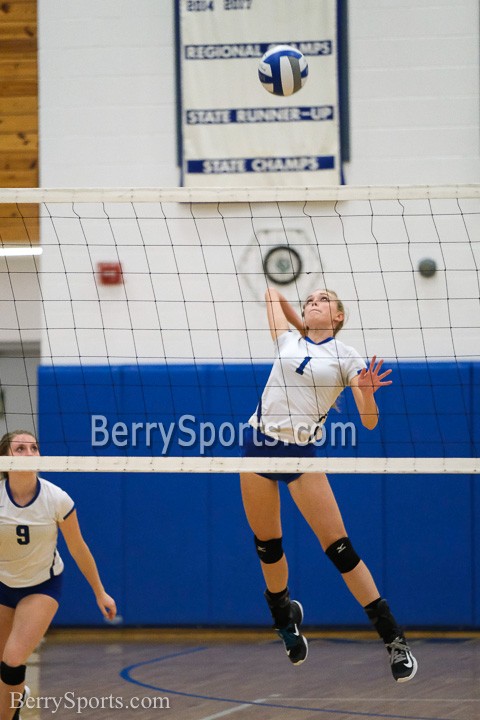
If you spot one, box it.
[296,357,312,375]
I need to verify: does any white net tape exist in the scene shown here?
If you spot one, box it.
[0,185,479,203]
[0,456,478,474]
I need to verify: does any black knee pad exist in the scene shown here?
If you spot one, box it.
[325,536,360,573]
[0,661,26,686]
[254,536,284,564]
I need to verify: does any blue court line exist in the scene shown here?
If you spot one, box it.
[119,646,451,720]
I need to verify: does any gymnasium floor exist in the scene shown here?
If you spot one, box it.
[23,630,479,720]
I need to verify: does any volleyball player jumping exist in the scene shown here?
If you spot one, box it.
[0,431,116,719]
[241,288,417,682]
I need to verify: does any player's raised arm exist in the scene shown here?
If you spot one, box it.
[265,287,304,340]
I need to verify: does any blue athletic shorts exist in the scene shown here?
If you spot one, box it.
[0,573,63,609]
[242,425,316,484]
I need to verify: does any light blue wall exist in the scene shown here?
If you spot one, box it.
[38,362,479,627]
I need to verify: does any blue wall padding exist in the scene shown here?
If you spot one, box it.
[38,362,478,627]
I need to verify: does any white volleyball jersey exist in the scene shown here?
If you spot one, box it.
[249,330,366,444]
[0,476,74,588]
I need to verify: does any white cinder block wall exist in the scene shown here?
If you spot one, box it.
[38,0,178,187]
[347,0,479,184]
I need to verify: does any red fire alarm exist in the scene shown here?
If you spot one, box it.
[97,262,123,285]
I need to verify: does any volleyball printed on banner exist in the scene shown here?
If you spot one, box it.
[258,45,308,97]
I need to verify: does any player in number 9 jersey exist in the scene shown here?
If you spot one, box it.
[241,288,417,683]
[0,430,116,719]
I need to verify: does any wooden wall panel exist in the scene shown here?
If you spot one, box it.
[0,0,39,244]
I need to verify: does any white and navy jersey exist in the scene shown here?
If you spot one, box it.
[249,330,366,444]
[0,476,74,588]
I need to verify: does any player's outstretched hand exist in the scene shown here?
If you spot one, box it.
[357,356,392,395]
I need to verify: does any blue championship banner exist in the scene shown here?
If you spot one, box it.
[178,0,340,187]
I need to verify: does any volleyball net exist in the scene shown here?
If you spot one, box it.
[0,184,479,475]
